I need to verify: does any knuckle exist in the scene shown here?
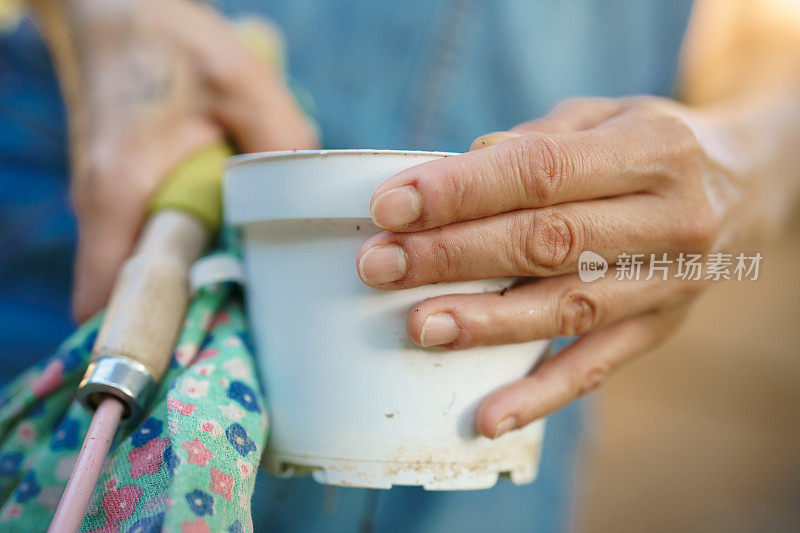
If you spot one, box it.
[574,363,611,397]
[670,115,705,163]
[622,102,710,190]
[524,210,582,272]
[557,289,599,336]
[675,205,720,253]
[656,111,707,174]
[517,136,575,204]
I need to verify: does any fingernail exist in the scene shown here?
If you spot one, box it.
[358,244,408,284]
[420,314,459,347]
[493,416,518,439]
[469,131,522,150]
[371,185,422,229]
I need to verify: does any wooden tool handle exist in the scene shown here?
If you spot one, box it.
[90,210,208,380]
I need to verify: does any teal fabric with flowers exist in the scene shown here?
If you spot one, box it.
[0,279,268,532]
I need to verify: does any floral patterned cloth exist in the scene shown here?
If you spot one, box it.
[0,279,268,532]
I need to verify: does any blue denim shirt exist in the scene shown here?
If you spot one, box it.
[220,0,692,151]
[0,1,693,531]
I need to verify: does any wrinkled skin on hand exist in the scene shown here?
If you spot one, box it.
[59,0,317,321]
[358,96,769,438]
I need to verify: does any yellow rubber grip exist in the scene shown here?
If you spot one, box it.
[146,143,234,234]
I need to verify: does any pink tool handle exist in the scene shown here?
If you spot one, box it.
[48,397,126,533]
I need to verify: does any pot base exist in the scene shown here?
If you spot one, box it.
[265,447,542,491]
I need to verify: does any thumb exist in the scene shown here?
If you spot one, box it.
[469,98,624,152]
[469,131,522,151]
[510,97,624,135]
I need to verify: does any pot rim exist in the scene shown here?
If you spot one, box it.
[226,148,458,171]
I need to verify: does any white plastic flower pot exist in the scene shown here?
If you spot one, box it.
[224,150,550,490]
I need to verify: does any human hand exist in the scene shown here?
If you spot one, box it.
[357,96,762,439]
[54,0,317,321]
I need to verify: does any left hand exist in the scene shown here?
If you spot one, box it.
[47,0,317,321]
[356,96,753,439]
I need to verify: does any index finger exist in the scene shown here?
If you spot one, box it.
[369,118,663,232]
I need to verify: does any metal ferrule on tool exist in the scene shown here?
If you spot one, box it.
[77,355,156,422]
